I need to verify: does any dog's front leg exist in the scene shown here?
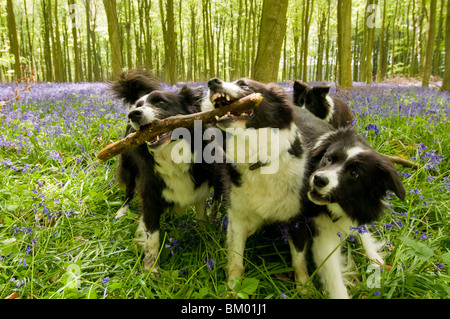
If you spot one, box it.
[312,228,349,299]
[226,211,250,282]
[135,217,160,273]
[360,232,385,267]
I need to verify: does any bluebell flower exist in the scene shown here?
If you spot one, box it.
[349,225,369,234]
[365,123,380,136]
[205,258,216,271]
[280,292,290,299]
[102,277,110,285]
[419,233,428,240]
[279,224,290,244]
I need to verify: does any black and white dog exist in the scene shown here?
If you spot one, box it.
[292,116,406,298]
[111,69,215,272]
[293,81,355,128]
[202,77,311,283]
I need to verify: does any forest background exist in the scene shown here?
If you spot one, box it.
[2,0,450,91]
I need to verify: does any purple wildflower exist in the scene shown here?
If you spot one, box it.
[205,258,216,271]
[365,123,380,136]
[102,277,110,285]
[279,224,290,244]
[349,225,369,234]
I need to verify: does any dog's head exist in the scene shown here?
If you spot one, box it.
[308,128,405,224]
[293,81,331,120]
[109,68,161,105]
[203,77,294,130]
[127,85,204,147]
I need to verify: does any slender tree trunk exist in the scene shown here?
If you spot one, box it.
[337,0,352,87]
[103,0,122,80]
[85,0,92,81]
[422,0,437,87]
[69,0,82,81]
[433,0,444,76]
[252,0,289,83]
[316,11,326,81]
[159,0,177,84]
[23,0,34,75]
[410,0,417,77]
[52,0,64,82]
[441,0,450,90]
[42,0,52,81]
[377,0,387,81]
[6,0,21,80]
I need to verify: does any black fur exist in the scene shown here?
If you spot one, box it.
[110,69,217,264]
[210,77,294,130]
[293,81,355,129]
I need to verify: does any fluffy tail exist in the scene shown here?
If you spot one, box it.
[109,68,160,105]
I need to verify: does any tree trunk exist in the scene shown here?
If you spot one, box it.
[159,0,177,84]
[6,0,21,80]
[69,0,82,81]
[422,0,437,87]
[442,0,450,91]
[409,0,417,77]
[252,0,289,83]
[377,0,387,81]
[316,11,326,81]
[363,0,377,83]
[103,0,122,80]
[337,0,352,87]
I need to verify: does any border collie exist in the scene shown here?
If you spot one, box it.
[202,77,310,283]
[110,69,215,272]
[292,124,406,298]
[293,81,355,128]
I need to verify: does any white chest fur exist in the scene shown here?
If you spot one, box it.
[152,140,209,207]
[228,125,307,227]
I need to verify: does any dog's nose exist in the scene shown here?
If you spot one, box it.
[208,77,222,88]
[313,174,329,188]
[128,109,142,122]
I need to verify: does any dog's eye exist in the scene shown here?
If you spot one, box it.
[135,100,144,108]
[236,81,249,90]
[350,169,359,178]
[325,155,333,164]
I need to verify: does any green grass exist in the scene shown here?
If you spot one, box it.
[0,82,449,299]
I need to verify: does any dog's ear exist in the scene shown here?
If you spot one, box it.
[293,81,308,105]
[312,86,330,97]
[109,68,160,104]
[311,137,332,160]
[376,157,406,201]
[179,85,204,102]
[293,81,307,93]
[179,85,204,112]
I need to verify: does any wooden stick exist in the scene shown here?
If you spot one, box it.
[385,155,421,170]
[97,93,263,162]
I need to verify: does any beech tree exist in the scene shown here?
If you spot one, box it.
[337,0,352,87]
[6,0,20,80]
[252,0,288,83]
[0,0,447,85]
[103,0,122,79]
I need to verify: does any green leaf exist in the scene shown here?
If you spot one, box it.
[399,236,434,260]
[0,238,19,255]
[6,204,18,212]
[85,288,98,299]
[442,252,450,265]
[4,216,14,225]
[240,278,259,295]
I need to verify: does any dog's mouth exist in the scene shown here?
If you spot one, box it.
[210,91,255,127]
[210,91,237,108]
[146,131,172,148]
[307,188,332,205]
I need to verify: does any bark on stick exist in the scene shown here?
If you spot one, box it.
[97,93,263,162]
